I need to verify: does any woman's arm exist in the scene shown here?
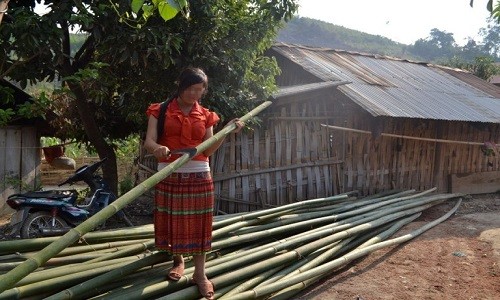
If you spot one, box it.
[144,115,170,159]
[203,119,243,157]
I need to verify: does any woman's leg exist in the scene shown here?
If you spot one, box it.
[192,254,214,300]
[168,254,185,281]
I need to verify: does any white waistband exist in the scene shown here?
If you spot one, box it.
[157,160,210,172]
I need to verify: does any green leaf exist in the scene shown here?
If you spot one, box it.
[158,0,180,21]
[0,109,15,126]
[486,0,492,12]
[142,4,154,20]
[176,0,188,9]
[131,0,145,14]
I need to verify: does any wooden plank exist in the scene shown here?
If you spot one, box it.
[296,122,303,199]
[2,128,21,212]
[449,171,500,194]
[264,129,272,206]
[21,127,39,190]
[285,121,293,203]
[0,128,7,212]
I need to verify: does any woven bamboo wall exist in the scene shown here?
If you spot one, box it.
[210,91,499,214]
[212,96,344,213]
[336,117,500,195]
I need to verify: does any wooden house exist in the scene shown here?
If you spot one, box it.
[0,79,56,214]
[136,44,499,214]
[209,44,500,214]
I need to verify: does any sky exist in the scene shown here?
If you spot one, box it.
[296,0,494,45]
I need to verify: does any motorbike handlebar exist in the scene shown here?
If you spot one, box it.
[58,157,108,186]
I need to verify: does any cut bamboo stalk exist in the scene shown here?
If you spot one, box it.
[0,258,148,300]
[252,238,352,290]
[0,226,154,256]
[15,256,141,287]
[44,252,170,300]
[203,196,459,299]
[85,240,155,263]
[274,213,421,287]
[321,124,490,146]
[228,198,463,299]
[217,265,285,299]
[213,194,348,229]
[0,190,463,299]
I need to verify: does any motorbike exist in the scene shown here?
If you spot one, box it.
[6,158,134,239]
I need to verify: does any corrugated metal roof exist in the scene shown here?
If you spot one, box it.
[272,43,500,123]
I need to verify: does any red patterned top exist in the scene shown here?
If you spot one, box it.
[146,99,220,163]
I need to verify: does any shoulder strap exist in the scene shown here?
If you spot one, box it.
[156,97,174,142]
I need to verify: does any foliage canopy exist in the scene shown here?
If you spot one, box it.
[0,0,298,192]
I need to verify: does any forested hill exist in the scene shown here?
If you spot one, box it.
[276,17,414,60]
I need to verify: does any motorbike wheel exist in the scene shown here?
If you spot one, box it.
[20,211,68,239]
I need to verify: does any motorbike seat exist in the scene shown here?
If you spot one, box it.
[14,190,78,201]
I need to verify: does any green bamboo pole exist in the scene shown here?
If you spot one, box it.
[219,239,349,299]
[274,213,421,287]
[212,210,294,238]
[0,101,272,292]
[85,240,155,263]
[62,193,457,299]
[0,191,449,299]
[107,195,454,299]
[220,265,289,298]
[52,239,152,257]
[45,252,171,300]
[0,226,154,256]
[191,197,458,299]
[266,275,323,300]
[98,211,368,299]
[253,237,357,290]
[0,259,144,300]
[213,194,348,229]
[228,198,463,299]
[211,190,446,250]
[266,214,422,300]
[63,255,194,300]
[15,256,141,287]
[64,264,171,300]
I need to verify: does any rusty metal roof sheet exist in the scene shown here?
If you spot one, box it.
[272,43,500,123]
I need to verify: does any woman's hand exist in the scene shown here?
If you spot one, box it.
[152,145,171,159]
[225,118,244,134]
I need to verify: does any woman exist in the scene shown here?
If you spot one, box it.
[144,67,242,300]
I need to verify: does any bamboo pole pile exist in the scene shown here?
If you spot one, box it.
[0,188,463,299]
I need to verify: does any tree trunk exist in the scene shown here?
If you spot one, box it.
[68,83,119,195]
[57,26,119,195]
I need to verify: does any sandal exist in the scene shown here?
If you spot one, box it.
[167,264,184,281]
[191,277,215,300]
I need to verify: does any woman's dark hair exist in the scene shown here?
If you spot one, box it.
[177,67,208,94]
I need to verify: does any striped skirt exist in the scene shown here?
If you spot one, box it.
[154,171,214,255]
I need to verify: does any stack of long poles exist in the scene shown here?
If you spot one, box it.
[0,187,463,299]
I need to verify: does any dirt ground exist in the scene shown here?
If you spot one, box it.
[1,193,499,300]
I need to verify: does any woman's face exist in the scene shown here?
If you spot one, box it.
[179,83,205,104]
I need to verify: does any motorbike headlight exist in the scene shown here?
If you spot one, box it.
[6,199,21,209]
